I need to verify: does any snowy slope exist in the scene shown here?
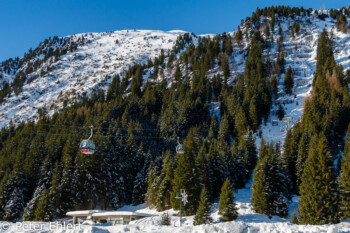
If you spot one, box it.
[1,12,349,135]
[1,183,350,232]
[252,13,350,146]
[0,30,186,128]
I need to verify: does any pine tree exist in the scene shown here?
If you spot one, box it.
[291,210,299,224]
[106,74,120,101]
[270,75,278,97]
[221,55,230,82]
[218,178,238,221]
[171,135,201,215]
[229,142,247,189]
[284,66,294,94]
[156,151,174,211]
[218,114,230,142]
[283,129,297,194]
[56,134,77,216]
[235,107,247,137]
[208,116,219,140]
[298,134,340,224]
[48,161,61,219]
[146,162,160,208]
[224,38,233,55]
[252,141,289,218]
[132,144,149,206]
[296,133,309,191]
[339,139,350,219]
[131,67,143,97]
[196,143,213,199]
[235,27,243,44]
[277,104,285,121]
[34,189,50,221]
[3,156,28,222]
[249,96,258,130]
[193,187,213,225]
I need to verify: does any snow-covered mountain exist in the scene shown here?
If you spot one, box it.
[0,30,186,128]
[1,8,350,233]
[0,10,350,139]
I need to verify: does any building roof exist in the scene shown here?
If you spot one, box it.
[66,210,155,217]
[66,210,102,216]
[92,211,155,217]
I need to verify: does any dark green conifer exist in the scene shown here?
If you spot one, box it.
[298,134,340,224]
[218,178,238,221]
[193,187,213,225]
[235,27,243,44]
[339,139,350,219]
[171,135,200,215]
[284,66,294,94]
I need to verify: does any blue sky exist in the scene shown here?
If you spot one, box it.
[0,0,349,61]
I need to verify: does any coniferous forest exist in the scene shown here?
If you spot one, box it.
[0,5,350,227]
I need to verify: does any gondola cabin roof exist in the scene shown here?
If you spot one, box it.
[80,139,95,155]
[176,145,185,154]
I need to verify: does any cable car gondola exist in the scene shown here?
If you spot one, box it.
[243,135,249,141]
[176,144,185,154]
[243,130,256,141]
[80,125,95,154]
[176,137,185,154]
[281,125,285,133]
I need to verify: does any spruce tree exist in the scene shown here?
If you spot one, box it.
[339,139,350,219]
[298,134,340,224]
[218,178,238,221]
[283,129,297,194]
[208,116,219,141]
[270,75,278,97]
[229,142,247,189]
[130,67,143,97]
[156,151,174,211]
[34,189,50,221]
[196,143,213,199]
[146,162,160,208]
[252,141,289,218]
[277,104,285,121]
[221,55,230,82]
[193,187,213,225]
[171,136,201,215]
[284,66,294,94]
[3,156,28,222]
[218,114,230,143]
[235,27,243,44]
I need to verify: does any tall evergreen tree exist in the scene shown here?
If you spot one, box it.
[193,187,213,225]
[155,151,174,211]
[218,178,238,221]
[284,66,294,94]
[282,129,298,194]
[252,141,289,218]
[298,134,340,224]
[171,135,201,215]
[339,139,350,219]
